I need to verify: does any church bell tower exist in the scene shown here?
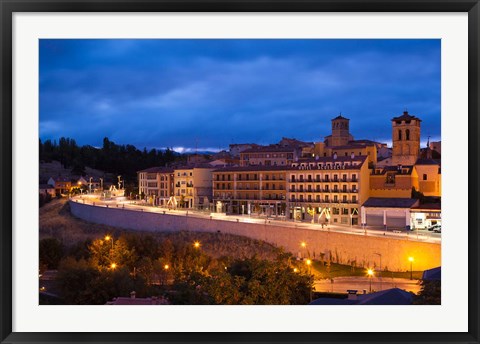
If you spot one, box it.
[391,110,421,166]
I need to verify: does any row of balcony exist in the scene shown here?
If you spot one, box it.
[214,196,285,201]
[289,178,357,183]
[212,196,358,204]
[289,199,359,204]
[216,177,285,182]
[288,189,358,193]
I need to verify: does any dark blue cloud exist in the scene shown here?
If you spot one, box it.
[39,39,441,150]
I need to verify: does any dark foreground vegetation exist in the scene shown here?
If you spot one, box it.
[40,200,312,305]
[39,199,439,305]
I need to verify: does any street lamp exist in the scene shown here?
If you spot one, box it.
[408,256,414,280]
[105,235,113,249]
[306,259,313,302]
[374,252,382,291]
[367,268,374,293]
[300,241,310,259]
[193,241,201,249]
[110,263,117,270]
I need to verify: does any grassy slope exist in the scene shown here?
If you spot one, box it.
[39,198,282,260]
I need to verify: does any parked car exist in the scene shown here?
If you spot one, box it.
[433,226,442,233]
[427,224,441,231]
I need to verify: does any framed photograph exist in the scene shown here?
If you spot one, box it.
[1,1,479,343]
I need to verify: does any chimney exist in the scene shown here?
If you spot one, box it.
[347,289,358,300]
[130,291,136,299]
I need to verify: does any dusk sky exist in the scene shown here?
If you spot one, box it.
[39,39,440,153]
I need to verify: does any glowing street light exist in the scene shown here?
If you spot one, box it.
[110,263,117,270]
[305,259,313,302]
[105,235,113,249]
[300,241,310,259]
[367,268,374,293]
[408,256,414,280]
[193,241,201,249]
[164,264,169,270]
[293,268,298,273]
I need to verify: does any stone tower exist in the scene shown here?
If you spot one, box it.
[391,111,421,166]
[331,114,351,147]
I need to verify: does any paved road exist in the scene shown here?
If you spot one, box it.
[314,276,421,294]
[72,195,441,244]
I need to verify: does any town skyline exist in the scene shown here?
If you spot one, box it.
[40,39,441,152]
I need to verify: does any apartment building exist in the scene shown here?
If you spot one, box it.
[138,167,174,206]
[239,146,300,167]
[174,165,215,209]
[286,155,370,226]
[212,166,287,217]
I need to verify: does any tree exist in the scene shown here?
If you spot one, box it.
[413,280,441,305]
[57,257,140,305]
[39,238,64,269]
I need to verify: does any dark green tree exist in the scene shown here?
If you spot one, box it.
[39,238,64,269]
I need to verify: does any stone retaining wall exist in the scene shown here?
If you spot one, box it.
[70,201,441,271]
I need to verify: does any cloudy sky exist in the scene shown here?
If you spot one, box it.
[40,39,440,152]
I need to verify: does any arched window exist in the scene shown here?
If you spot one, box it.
[423,174,427,180]
[406,129,410,140]
[398,129,402,140]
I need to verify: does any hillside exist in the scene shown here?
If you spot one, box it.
[39,198,282,260]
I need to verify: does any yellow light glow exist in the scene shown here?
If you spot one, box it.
[306,259,312,266]
[367,269,374,276]
[164,264,169,270]
[293,268,298,273]
[300,242,306,248]
[193,241,200,248]
[409,257,414,262]
[110,263,117,269]
[105,235,111,241]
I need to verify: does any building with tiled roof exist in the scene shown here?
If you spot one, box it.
[138,167,175,206]
[212,165,287,216]
[173,165,216,209]
[310,288,414,305]
[106,292,169,305]
[239,145,300,167]
[287,156,369,225]
[47,176,72,194]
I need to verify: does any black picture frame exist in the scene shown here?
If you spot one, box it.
[1,1,479,343]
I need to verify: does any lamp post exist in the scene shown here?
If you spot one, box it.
[105,235,113,249]
[163,264,169,285]
[306,259,312,302]
[301,241,310,259]
[408,256,414,280]
[373,252,382,291]
[367,268,374,293]
[193,241,200,249]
